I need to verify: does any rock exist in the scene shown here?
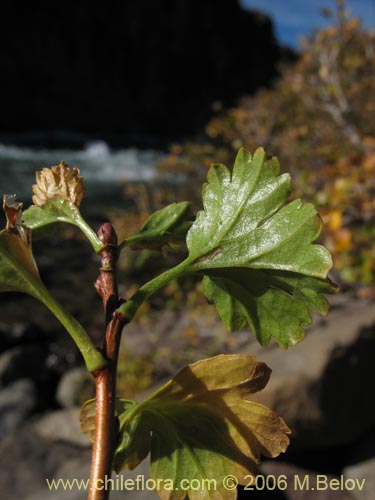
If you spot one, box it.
[0,379,36,440]
[342,429,375,500]
[0,416,154,500]
[0,0,292,145]
[0,320,39,353]
[0,345,59,410]
[343,459,375,500]
[248,298,375,452]
[0,422,91,500]
[0,345,46,388]
[254,461,356,500]
[56,367,95,409]
[22,458,153,500]
[33,408,91,447]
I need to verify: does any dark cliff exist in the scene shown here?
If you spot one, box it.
[0,0,287,146]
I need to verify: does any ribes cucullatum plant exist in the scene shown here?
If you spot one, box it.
[0,148,337,500]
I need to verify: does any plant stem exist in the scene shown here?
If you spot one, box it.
[0,234,106,372]
[37,283,107,372]
[117,257,192,321]
[88,223,125,500]
[72,210,106,254]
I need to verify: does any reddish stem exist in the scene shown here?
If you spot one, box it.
[88,223,125,500]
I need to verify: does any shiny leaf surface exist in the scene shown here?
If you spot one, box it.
[23,199,104,253]
[187,148,332,278]
[122,201,191,250]
[183,148,336,346]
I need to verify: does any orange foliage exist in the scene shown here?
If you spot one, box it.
[159,9,375,288]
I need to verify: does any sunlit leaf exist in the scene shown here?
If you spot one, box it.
[183,148,336,346]
[81,354,290,500]
[187,148,332,277]
[122,202,191,250]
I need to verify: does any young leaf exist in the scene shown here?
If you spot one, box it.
[23,162,104,253]
[82,354,290,500]
[120,201,191,250]
[0,195,107,372]
[203,269,338,347]
[23,199,104,252]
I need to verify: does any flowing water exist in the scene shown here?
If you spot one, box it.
[0,141,164,202]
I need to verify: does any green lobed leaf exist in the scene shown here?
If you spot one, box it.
[203,269,338,348]
[116,147,336,337]
[187,147,332,278]
[181,147,336,347]
[23,199,104,253]
[121,201,191,251]
[81,355,290,500]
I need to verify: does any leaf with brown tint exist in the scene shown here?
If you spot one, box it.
[80,354,290,500]
[0,195,41,293]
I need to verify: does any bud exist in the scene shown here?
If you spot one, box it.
[32,161,85,207]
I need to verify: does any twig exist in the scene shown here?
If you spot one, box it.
[88,223,125,500]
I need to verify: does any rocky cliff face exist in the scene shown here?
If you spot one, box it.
[0,0,286,145]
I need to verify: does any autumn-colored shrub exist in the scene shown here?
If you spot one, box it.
[159,9,375,288]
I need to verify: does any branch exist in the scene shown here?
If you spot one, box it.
[88,223,125,500]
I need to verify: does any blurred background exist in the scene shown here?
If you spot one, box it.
[0,1,374,499]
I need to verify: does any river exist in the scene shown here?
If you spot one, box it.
[0,141,164,203]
